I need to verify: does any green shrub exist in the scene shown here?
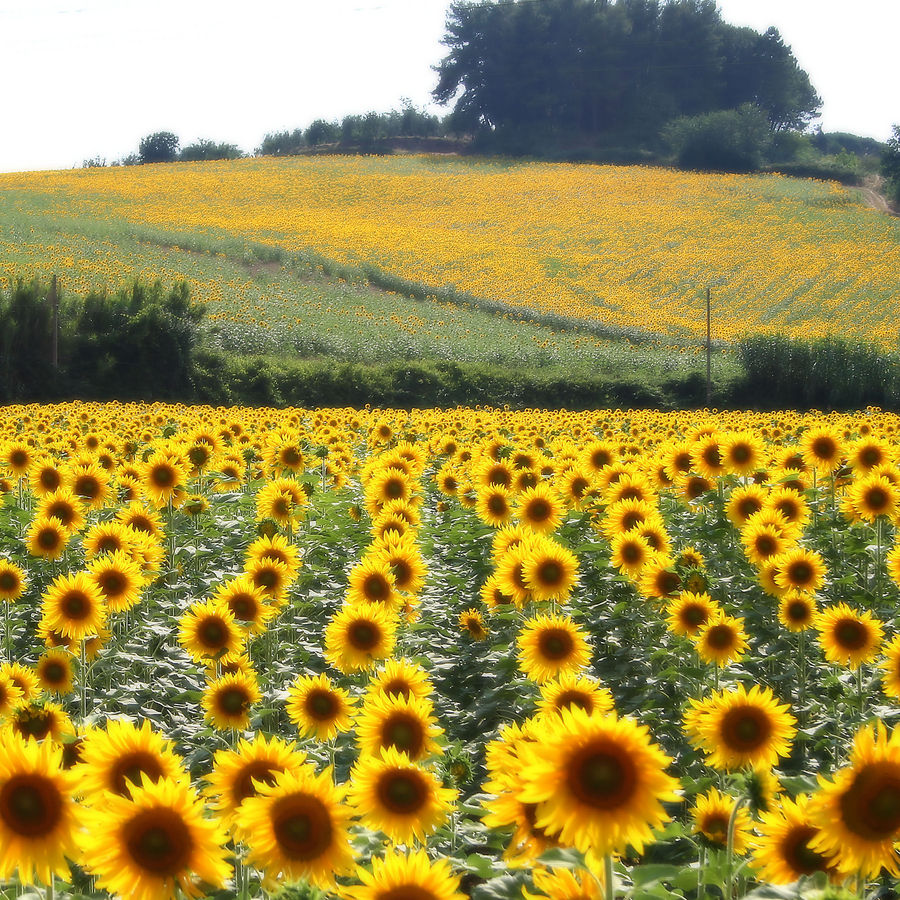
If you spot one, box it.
[662,104,773,173]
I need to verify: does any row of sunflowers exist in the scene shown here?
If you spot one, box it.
[2,402,900,898]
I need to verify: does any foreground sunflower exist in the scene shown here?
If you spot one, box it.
[346,746,456,843]
[751,794,836,884]
[205,733,308,826]
[537,671,614,720]
[324,602,398,673]
[691,787,750,853]
[355,692,443,762]
[516,705,680,856]
[345,848,466,900]
[816,603,884,670]
[691,612,749,668]
[79,775,231,900]
[236,766,354,890]
[516,613,591,684]
[202,671,261,731]
[0,558,26,602]
[366,657,434,703]
[808,721,900,878]
[0,732,80,885]
[685,684,796,772]
[178,599,246,664]
[40,571,107,642]
[286,672,356,741]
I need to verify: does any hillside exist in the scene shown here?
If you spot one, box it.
[1,154,898,356]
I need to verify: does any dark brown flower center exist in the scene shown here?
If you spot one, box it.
[834,619,868,651]
[348,621,380,651]
[382,713,425,757]
[304,689,338,721]
[538,628,575,661]
[125,807,193,874]
[567,742,637,810]
[0,774,63,837]
[840,762,900,841]
[377,770,427,814]
[720,706,772,752]
[111,751,166,796]
[272,794,333,860]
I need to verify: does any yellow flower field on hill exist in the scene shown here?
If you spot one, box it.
[1,155,897,344]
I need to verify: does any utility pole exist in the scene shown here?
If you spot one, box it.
[50,274,59,368]
[705,285,711,407]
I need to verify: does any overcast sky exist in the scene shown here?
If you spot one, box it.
[0,0,896,174]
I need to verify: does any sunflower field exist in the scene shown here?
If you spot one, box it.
[1,156,898,351]
[4,401,900,897]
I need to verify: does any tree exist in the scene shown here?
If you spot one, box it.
[179,139,243,162]
[432,0,820,151]
[139,132,180,164]
[881,125,900,205]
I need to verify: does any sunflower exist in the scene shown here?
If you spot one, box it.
[79,775,231,900]
[609,531,653,579]
[0,661,40,703]
[10,700,75,743]
[517,613,591,684]
[236,766,354,890]
[87,550,143,613]
[691,434,726,480]
[255,481,298,527]
[880,635,900,700]
[28,459,63,497]
[0,558,26,602]
[141,451,188,507]
[801,425,844,475]
[347,557,400,609]
[741,521,791,566]
[37,488,85,534]
[0,671,24,717]
[480,573,516,610]
[66,460,110,510]
[720,431,764,476]
[368,536,427,596]
[366,658,434,703]
[286,672,356,742]
[202,671,261,732]
[778,591,818,632]
[685,684,796,771]
[211,575,275,634]
[2,441,32,477]
[115,502,165,540]
[770,546,825,594]
[324,602,398,674]
[355,692,443,762]
[537,671,614,720]
[178,600,246,664]
[205,733,308,826]
[476,484,515,527]
[848,473,899,522]
[666,591,719,638]
[808,721,900,878]
[523,866,605,900]
[25,516,69,560]
[40,571,107,642]
[516,705,680,856]
[598,497,657,539]
[495,542,535,609]
[816,603,884,670]
[459,608,488,640]
[244,556,293,603]
[692,612,749,667]
[515,483,564,534]
[345,848,466,900]
[0,731,80,886]
[520,538,578,603]
[346,747,455,843]
[82,520,138,560]
[35,649,75,695]
[638,556,682,600]
[751,794,837,884]
[74,719,186,803]
[692,787,750,854]
[246,533,302,579]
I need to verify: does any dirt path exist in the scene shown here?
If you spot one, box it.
[858,175,898,216]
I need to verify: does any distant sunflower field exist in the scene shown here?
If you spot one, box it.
[1,156,898,351]
[4,401,900,897]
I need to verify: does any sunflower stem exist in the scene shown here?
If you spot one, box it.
[45,875,54,900]
[3,599,10,661]
[603,854,615,900]
[79,639,87,721]
[725,796,746,900]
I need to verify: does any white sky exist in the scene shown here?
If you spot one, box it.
[0,0,897,174]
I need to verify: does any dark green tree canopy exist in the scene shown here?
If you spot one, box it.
[433,0,821,145]
[139,131,180,164]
